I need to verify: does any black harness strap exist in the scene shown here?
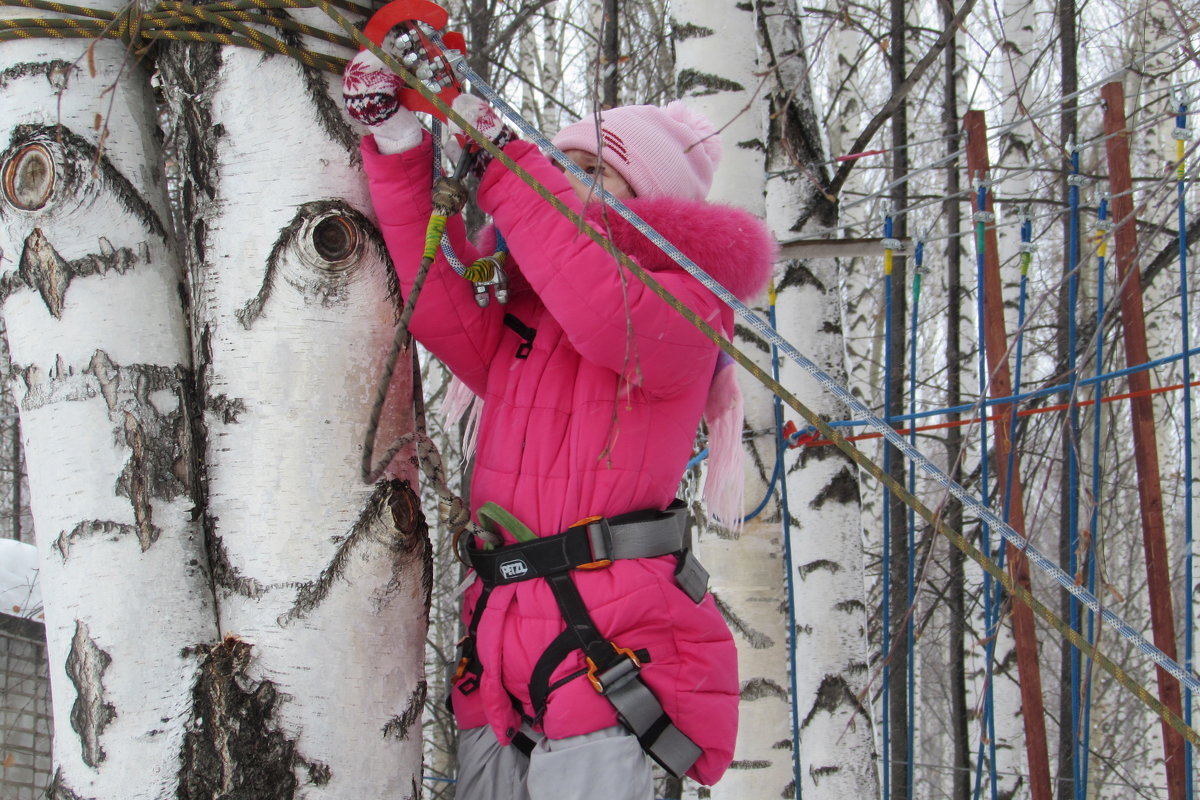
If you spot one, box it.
[503,313,537,359]
[456,503,706,777]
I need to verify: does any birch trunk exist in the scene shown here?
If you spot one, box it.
[669,1,794,796]
[157,15,430,794]
[0,19,218,799]
[760,3,879,798]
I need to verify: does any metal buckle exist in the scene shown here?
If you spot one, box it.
[585,643,641,693]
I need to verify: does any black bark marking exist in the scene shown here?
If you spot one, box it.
[781,780,795,799]
[382,679,427,740]
[833,598,865,614]
[777,260,826,294]
[65,620,116,768]
[731,759,772,769]
[796,559,841,580]
[18,228,72,317]
[54,520,142,559]
[772,738,792,750]
[278,23,361,164]
[810,764,840,784]
[799,674,869,730]
[279,480,429,625]
[740,676,789,701]
[236,199,399,329]
[733,323,771,353]
[712,591,774,649]
[671,21,715,41]
[207,532,269,599]
[676,68,745,97]
[82,351,189,549]
[0,59,75,93]
[177,635,329,799]
[121,410,159,550]
[206,394,247,424]
[45,768,95,800]
[3,124,167,239]
[808,465,859,509]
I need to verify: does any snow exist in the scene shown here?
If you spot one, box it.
[0,538,42,620]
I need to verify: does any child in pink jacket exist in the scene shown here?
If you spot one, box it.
[344,49,774,799]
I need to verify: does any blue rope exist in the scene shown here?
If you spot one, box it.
[434,45,1200,698]
[1175,97,1195,800]
[906,237,921,800]
[881,212,894,800]
[1083,193,1110,799]
[771,294,803,800]
[971,178,999,800]
[1068,148,1085,800]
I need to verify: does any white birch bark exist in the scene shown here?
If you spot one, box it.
[760,2,879,798]
[670,2,794,797]
[0,20,218,800]
[157,18,429,795]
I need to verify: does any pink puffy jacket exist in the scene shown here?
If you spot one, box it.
[362,134,774,785]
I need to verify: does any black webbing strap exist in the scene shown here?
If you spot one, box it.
[452,584,492,696]
[503,313,537,359]
[541,573,702,778]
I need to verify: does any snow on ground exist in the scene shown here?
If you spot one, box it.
[0,538,42,620]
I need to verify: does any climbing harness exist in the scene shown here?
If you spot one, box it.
[453,501,708,777]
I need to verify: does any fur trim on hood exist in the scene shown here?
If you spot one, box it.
[579,195,775,302]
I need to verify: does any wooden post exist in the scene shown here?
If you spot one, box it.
[1100,80,1187,800]
[963,109,1053,800]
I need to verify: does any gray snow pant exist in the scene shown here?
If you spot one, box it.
[455,724,654,800]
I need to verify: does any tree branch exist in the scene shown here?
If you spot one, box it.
[827,0,978,200]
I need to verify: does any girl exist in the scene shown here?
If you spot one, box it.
[344,49,774,800]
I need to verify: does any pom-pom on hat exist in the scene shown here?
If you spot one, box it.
[551,101,722,201]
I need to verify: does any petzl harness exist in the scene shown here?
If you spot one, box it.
[455,501,710,777]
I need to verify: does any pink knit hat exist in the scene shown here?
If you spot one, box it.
[551,101,722,201]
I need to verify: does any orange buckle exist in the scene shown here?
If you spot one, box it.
[585,643,642,693]
[453,656,470,682]
[571,515,612,570]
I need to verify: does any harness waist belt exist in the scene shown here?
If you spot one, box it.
[469,503,688,586]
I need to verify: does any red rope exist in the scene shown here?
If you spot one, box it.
[797,378,1200,448]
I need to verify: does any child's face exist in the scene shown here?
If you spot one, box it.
[560,149,635,202]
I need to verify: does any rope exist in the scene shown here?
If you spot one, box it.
[972,177,1000,800]
[1067,146,1086,800]
[1083,193,1110,799]
[10,0,1200,748]
[1175,95,1196,800]
[881,212,895,800]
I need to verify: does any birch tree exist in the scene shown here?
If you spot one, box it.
[670,1,794,797]
[156,17,430,795]
[1,1,432,795]
[760,2,879,797]
[0,14,219,797]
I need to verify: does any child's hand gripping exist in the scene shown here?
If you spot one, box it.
[342,49,424,155]
[444,95,517,179]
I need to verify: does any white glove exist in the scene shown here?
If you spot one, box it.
[444,94,516,177]
[342,50,423,155]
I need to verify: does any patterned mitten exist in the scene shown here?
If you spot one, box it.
[444,94,517,178]
[342,49,423,154]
